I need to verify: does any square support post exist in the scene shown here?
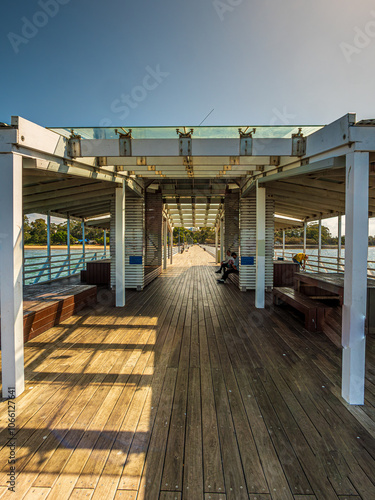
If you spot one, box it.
[342,152,369,405]
[115,184,126,307]
[282,230,285,259]
[163,218,167,270]
[220,218,224,262]
[0,153,25,398]
[215,225,219,263]
[337,213,342,271]
[47,211,52,281]
[104,229,107,255]
[318,216,322,271]
[67,214,71,276]
[303,220,307,254]
[256,182,266,308]
[170,228,173,265]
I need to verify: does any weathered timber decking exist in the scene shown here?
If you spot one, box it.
[1,246,375,499]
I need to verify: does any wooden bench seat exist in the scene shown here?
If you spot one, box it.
[273,286,329,332]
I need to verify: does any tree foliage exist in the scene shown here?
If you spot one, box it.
[23,216,107,245]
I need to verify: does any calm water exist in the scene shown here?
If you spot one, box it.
[24,247,109,284]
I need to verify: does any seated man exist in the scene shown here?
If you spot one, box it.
[215,249,233,274]
[217,252,238,283]
[292,252,308,270]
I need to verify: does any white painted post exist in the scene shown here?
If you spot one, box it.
[220,218,224,263]
[337,214,342,272]
[215,225,219,263]
[170,228,173,265]
[104,229,107,256]
[82,220,85,271]
[303,221,307,254]
[0,153,25,397]
[282,230,285,259]
[318,217,322,271]
[67,215,71,276]
[256,182,266,308]
[47,211,51,281]
[163,219,167,270]
[342,152,369,405]
[115,184,126,307]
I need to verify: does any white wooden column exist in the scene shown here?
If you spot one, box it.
[103,229,107,255]
[220,218,224,262]
[342,152,369,405]
[256,182,266,308]
[170,228,173,265]
[163,218,167,270]
[215,225,219,263]
[337,214,342,271]
[67,215,71,276]
[318,216,322,271]
[0,153,24,398]
[47,211,52,281]
[282,230,285,259]
[115,184,125,307]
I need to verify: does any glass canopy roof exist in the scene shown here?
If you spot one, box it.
[49,125,323,140]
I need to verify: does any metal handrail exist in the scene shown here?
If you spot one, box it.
[274,249,375,277]
[24,250,110,285]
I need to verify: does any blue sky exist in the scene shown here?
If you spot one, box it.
[1,0,375,234]
[1,0,375,128]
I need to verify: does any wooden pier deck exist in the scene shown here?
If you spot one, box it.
[1,246,375,499]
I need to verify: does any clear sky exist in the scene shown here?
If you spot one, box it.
[1,0,375,233]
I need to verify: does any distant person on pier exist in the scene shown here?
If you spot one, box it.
[215,249,233,274]
[217,252,239,283]
[292,252,308,270]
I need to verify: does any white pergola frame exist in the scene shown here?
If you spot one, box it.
[0,113,374,404]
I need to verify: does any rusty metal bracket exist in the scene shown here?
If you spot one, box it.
[291,128,306,156]
[239,127,256,156]
[67,129,82,158]
[116,128,132,156]
[177,128,193,156]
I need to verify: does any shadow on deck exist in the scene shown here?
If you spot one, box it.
[0,246,375,499]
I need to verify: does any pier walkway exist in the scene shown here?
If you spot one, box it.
[1,247,375,499]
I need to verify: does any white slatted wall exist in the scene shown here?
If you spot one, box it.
[239,194,274,291]
[110,193,145,290]
[125,194,145,290]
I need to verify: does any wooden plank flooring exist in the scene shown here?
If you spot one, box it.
[1,246,375,499]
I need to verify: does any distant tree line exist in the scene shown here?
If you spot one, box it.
[275,223,375,246]
[24,216,107,245]
[173,227,216,245]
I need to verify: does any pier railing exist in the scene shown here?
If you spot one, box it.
[199,245,375,278]
[24,250,110,285]
[274,250,375,278]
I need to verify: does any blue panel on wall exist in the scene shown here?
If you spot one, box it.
[129,256,143,265]
[241,256,254,266]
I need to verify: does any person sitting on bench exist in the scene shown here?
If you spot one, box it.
[217,252,239,283]
[292,252,308,270]
[215,250,233,274]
